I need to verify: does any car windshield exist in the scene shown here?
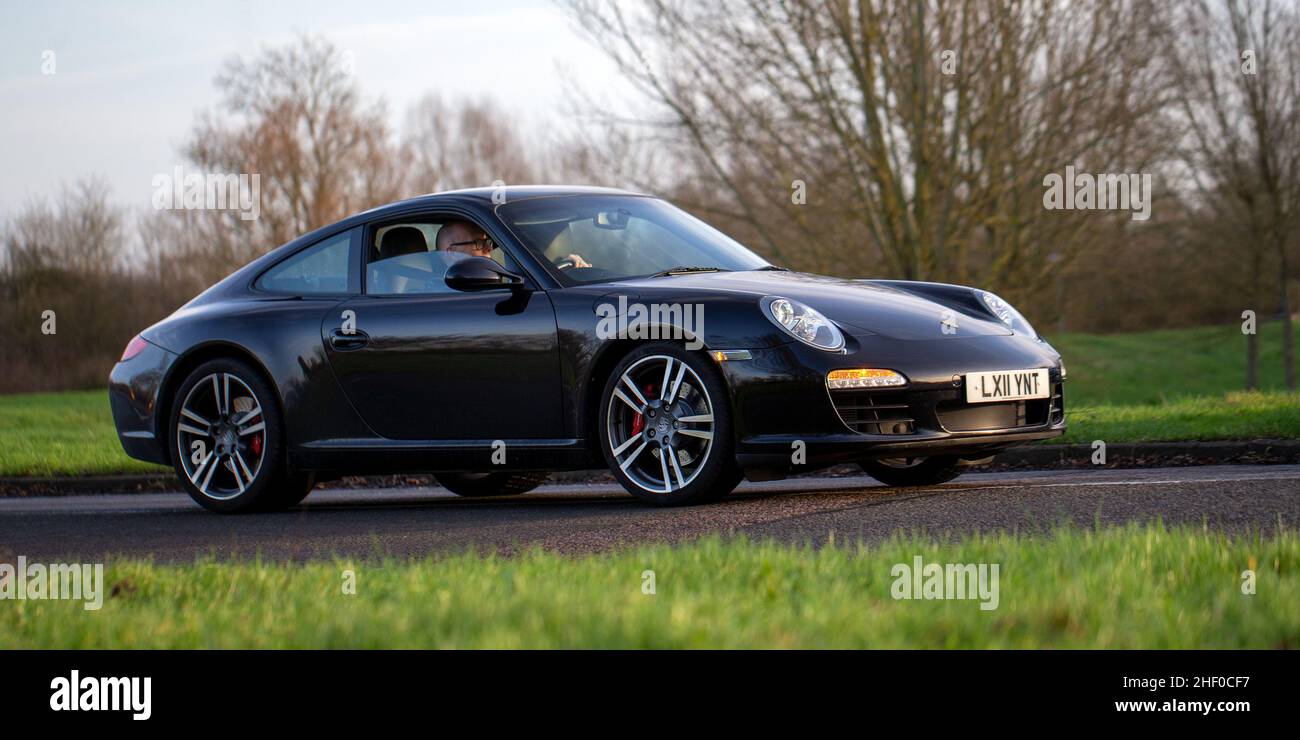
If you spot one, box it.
[497,194,769,284]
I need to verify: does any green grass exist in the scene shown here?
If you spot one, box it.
[0,390,166,477]
[1050,320,1297,406]
[1045,320,1300,443]
[1058,391,1300,444]
[1,322,1297,477]
[3,526,1295,648]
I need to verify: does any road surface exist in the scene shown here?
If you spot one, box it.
[1,465,1296,561]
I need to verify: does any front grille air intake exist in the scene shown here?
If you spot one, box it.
[829,391,915,435]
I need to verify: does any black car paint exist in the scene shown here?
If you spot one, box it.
[110,186,1065,481]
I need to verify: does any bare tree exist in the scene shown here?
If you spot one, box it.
[1167,0,1300,390]
[1,177,121,278]
[404,94,542,192]
[562,0,1175,317]
[178,35,407,278]
[0,37,562,393]
[0,178,141,392]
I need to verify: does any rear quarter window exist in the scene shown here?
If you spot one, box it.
[257,229,357,295]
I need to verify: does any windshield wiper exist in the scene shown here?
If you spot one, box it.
[647,266,729,278]
[753,265,789,271]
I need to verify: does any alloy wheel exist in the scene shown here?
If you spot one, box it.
[605,354,715,494]
[175,372,266,500]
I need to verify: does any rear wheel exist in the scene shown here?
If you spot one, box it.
[859,455,964,487]
[434,472,549,497]
[168,358,313,513]
[599,342,741,505]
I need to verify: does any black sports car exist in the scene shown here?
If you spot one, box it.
[110,186,1066,512]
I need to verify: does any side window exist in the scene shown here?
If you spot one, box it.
[366,218,519,296]
[258,229,356,295]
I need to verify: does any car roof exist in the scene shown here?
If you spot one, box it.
[361,184,645,217]
[321,185,651,241]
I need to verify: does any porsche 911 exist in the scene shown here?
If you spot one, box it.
[109,186,1066,512]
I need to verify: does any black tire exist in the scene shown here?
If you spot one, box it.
[267,472,317,509]
[167,358,312,513]
[434,472,549,497]
[859,455,964,487]
[598,342,741,506]
[694,465,743,503]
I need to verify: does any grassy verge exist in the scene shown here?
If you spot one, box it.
[1049,319,1297,406]
[0,390,166,477]
[3,526,1295,648]
[1057,391,1300,444]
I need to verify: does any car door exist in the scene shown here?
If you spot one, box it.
[321,216,564,441]
[248,226,378,445]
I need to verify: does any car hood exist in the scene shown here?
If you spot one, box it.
[611,270,1014,340]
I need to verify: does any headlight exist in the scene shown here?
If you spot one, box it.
[976,290,1038,338]
[761,296,845,351]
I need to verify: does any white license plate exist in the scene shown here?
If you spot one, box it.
[964,369,1050,403]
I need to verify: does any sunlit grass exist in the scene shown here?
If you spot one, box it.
[1050,319,1298,406]
[1058,391,1300,444]
[0,390,165,476]
[3,526,1294,649]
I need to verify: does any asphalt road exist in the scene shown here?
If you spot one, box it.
[1,465,1297,561]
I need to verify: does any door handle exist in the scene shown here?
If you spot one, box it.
[329,328,370,350]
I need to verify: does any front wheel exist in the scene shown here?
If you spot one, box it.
[599,343,741,506]
[168,358,313,513]
[433,472,549,497]
[859,456,964,487]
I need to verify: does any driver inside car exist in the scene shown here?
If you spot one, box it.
[439,219,591,269]
[437,220,496,260]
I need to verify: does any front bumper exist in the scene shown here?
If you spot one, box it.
[107,339,177,465]
[736,425,1065,472]
[716,332,1066,473]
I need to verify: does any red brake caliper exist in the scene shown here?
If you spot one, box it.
[249,417,263,457]
[630,384,657,435]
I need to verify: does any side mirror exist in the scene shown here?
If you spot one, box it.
[444,256,525,292]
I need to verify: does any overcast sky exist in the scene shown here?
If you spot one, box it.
[0,0,624,217]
